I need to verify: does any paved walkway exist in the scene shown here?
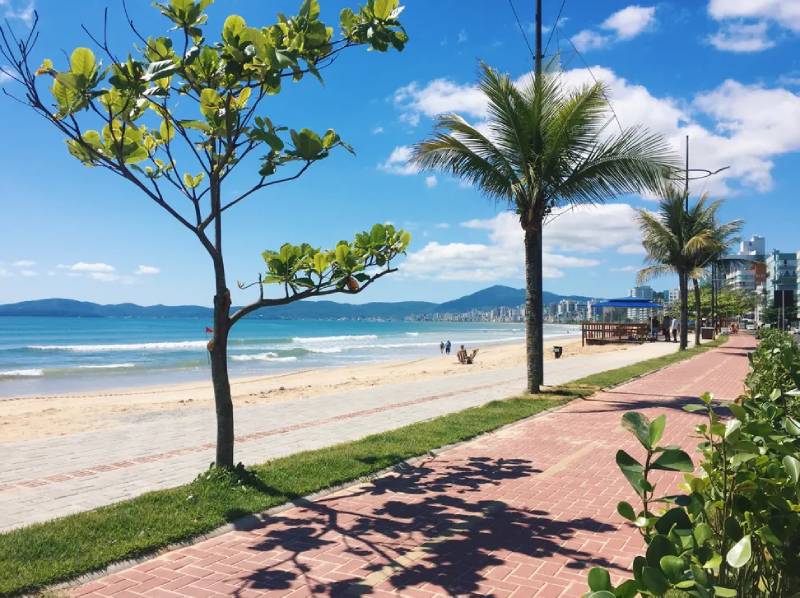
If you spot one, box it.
[70,335,754,597]
[0,343,680,531]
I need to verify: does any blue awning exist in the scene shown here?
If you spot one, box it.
[593,298,663,309]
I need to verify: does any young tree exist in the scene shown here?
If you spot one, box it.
[0,0,411,468]
[411,66,674,393]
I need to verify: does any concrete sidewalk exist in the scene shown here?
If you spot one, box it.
[0,342,679,531]
[71,335,754,597]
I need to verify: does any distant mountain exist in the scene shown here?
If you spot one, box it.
[0,286,598,320]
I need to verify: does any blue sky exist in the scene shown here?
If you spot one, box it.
[1,0,799,306]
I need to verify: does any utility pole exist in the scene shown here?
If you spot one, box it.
[535,0,542,76]
[684,135,689,211]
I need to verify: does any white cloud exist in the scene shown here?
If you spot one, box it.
[19,269,37,277]
[402,208,651,282]
[708,0,800,32]
[617,243,646,255]
[611,265,640,272]
[778,71,800,86]
[0,268,11,277]
[708,21,775,52]
[65,262,116,273]
[457,29,468,44]
[371,126,384,134]
[602,5,656,39]
[394,79,487,126]
[424,175,438,188]
[434,222,450,229]
[12,259,36,267]
[0,69,11,85]
[134,265,160,275]
[390,65,800,196]
[570,29,611,52]
[1,0,34,25]
[378,145,419,175]
[570,5,655,52]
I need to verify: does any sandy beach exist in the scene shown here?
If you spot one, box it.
[0,337,634,443]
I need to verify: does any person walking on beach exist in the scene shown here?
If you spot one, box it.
[671,317,679,342]
[445,340,451,355]
[439,341,445,355]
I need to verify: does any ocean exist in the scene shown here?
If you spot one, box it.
[0,317,580,397]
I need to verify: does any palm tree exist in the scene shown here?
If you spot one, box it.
[636,186,735,350]
[411,65,675,393]
[689,202,743,345]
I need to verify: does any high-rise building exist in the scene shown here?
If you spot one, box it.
[766,250,797,328]
[725,235,766,293]
[668,288,680,305]
[628,286,655,321]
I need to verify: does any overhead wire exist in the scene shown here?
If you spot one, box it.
[507,0,535,61]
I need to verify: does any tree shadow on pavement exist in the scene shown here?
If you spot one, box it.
[230,455,620,597]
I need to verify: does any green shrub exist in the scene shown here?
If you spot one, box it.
[585,336,800,598]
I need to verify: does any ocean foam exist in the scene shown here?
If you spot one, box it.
[29,341,208,352]
[231,352,298,362]
[0,369,44,377]
[76,363,136,369]
[292,334,378,343]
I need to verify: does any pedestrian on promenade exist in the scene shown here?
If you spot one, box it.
[671,317,679,342]
[445,340,451,355]
[440,341,444,355]
[651,316,660,341]
[662,316,671,341]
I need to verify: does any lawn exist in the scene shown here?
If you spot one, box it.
[0,335,729,596]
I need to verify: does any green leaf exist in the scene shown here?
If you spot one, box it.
[70,47,96,78]
[617,501,636,521]
[222,14,247,42]
[724,419,741,439]
[159,119,175,142]
[727,403,747,420]
[373,0,394,20]
[586,593,616,598]
[659,555,684,582]
[646,534,675,567]
[621,412,652,449]
[649,414,666,447]
[693,522,713,545]
[726,535,751,569]
[641,566,670,595]
[614,580,639,598]
[616,450,649,495]
[713,587,737,597]
[783,455,800,484]
[651,448,693,472]
[587,567,612,591]
[683,404,706,412]
[785,416,800,436]
[299,0,320,19]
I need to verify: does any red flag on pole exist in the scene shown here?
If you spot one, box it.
[205,326,213,334]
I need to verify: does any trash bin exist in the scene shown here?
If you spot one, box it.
[701,327,715,340]
[553,346,563,359]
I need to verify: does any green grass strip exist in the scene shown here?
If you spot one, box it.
[0,335,731,595]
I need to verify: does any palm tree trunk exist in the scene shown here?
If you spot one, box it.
[693,278,701,347]
[679,271,689,351]
[524,225,544,393]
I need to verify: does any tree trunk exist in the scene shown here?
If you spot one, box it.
[693,278,701,347]
[524,225,544,393]
[208,177,235,469]
[679,271,689,351]
[210,277,234,468]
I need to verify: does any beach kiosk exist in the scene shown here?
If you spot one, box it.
[581,297,664,346]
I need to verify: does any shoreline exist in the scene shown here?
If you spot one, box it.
[0,336,638,443]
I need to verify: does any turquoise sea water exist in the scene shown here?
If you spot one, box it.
[0,317,579,397]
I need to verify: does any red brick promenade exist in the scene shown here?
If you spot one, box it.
[72,335,754,598]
